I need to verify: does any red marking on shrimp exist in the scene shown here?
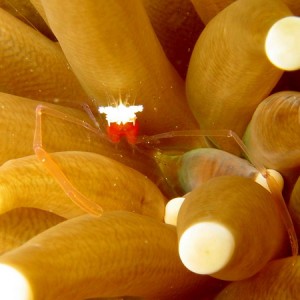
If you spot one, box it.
[106,121,139,144]
[98,102,143,144]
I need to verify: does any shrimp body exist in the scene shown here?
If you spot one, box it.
[106,121,139,144]
[99,102,143,144]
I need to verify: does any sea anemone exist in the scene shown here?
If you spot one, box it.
[0,0,300,299]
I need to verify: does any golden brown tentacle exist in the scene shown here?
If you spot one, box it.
[0,208,64,255]
[186,0,291,152]
[243,91,300,171]
[40,0,199,134]
[0,8,91,105]
[0,211,222,299]
[177,176,287,281]
[288,176,300,239]
[0,152,166,219]
[215,256,300,299]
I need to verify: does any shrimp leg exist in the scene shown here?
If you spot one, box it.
[33,104,104,216]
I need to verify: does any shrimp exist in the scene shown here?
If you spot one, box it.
[33,99,298,257]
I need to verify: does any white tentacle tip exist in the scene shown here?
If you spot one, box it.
[179,222,235,274]
[265,16,300,71]
[0,264,33,300]
[164,197,185,226]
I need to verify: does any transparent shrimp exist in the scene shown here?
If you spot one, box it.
[33,101,298,256]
